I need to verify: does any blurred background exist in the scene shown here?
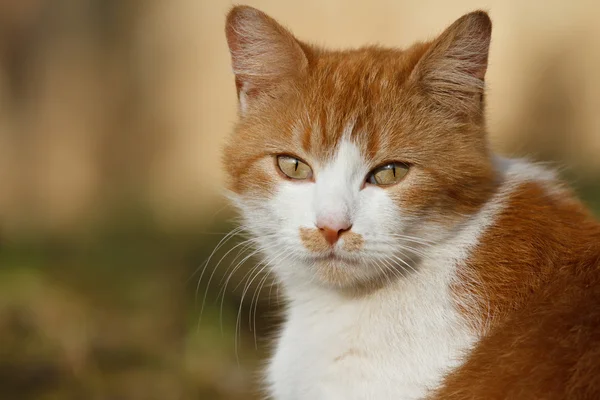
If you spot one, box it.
[0,0,599,399]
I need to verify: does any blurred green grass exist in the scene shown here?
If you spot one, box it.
[0,177,598,399]
[0,211,275,400]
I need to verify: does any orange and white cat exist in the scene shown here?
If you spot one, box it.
[223,5,600,400]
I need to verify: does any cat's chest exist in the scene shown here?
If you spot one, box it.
[266,280,476,400]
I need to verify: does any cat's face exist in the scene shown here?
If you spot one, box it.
[224,6,496,289]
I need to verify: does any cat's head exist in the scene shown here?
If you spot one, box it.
[223,6,497,290]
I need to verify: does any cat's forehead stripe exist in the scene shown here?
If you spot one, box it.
[297,113,380,165]
[301,123,312,153]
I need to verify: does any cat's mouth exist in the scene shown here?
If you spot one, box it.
[310,250,357,264]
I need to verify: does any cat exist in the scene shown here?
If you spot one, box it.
[223,5,600,400]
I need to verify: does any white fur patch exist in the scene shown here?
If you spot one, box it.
[313,137,365,230]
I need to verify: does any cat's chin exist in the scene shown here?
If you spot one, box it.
[308,255,389,291]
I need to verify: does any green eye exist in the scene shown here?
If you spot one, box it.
[367,162,409,186]
[277,155,313,180]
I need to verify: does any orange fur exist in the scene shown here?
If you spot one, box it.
[300,227,364,253]
[341,231,364,252]
[299,227,332,253]
[433,181,600,399]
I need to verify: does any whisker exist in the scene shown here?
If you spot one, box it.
[218,241,286,331]
[248,250,289,327]
[385,233,438,244]
[217,239,257,288]
[235,260,273,364]
[247,249,288,329]
[394,246,425,263]
[251,273,272,334]
[198,237,259,324]
[230,242,287,292]
[388,253,419,276]
[218,248,262,332]
[365,255,391,288]
[189,226,244,286]
[378,257,406,282]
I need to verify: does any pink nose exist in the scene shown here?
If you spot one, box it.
[316,220,352,246]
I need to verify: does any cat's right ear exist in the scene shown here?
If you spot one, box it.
[225,6,308,114]
[410,11,492,119]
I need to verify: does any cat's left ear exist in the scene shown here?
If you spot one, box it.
[411,11,492,119]
[225,6,308,114]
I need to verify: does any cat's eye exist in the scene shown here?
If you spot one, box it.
[367,162,409,186]
[276,155,313,180]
